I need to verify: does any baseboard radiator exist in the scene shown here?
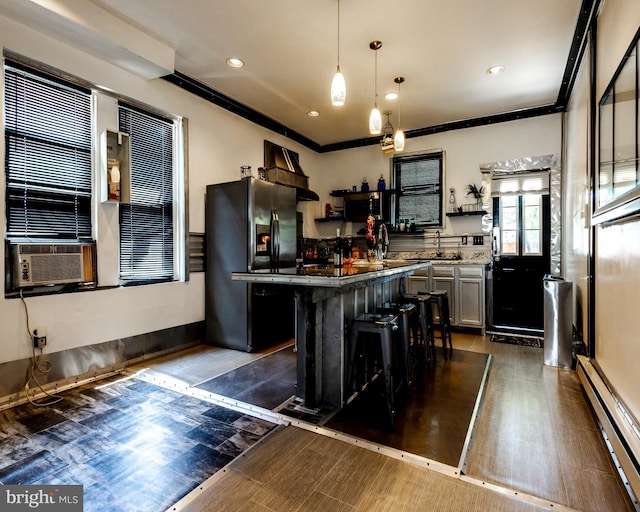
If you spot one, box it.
[577,355,640,504]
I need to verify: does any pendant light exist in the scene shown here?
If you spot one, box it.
[330,0,346,106]
[393,76,405,152]
[369,41,382,135]
[381,111,394,153]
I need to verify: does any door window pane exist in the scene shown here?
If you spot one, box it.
[501,230,517,254]
[499,194,543,256]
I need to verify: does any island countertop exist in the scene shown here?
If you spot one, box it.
[231,260,430,288]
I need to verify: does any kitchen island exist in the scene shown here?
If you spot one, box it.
[232,260,429,409]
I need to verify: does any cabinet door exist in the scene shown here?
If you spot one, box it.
[457,266,485,328]
[407,276,429,294]
[458,278,484,327]
[431,266,456,325]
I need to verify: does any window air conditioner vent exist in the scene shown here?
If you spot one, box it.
[11,243,87,288]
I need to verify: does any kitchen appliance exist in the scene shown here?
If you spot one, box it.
[205,177,296,351]
[343,191,389,222]
[263,140,319,201]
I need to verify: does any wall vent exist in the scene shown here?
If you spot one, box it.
[11,243,88,288]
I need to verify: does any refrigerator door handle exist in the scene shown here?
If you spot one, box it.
[270,208,280,269]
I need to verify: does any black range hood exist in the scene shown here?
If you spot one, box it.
[263,140,319,201]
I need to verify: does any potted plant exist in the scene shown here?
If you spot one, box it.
[466,183,485,210]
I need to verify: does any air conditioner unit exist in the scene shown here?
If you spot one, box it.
[11,243,87,288]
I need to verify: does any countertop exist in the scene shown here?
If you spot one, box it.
[231,260,430,288]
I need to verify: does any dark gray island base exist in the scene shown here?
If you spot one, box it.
[232,261,429,409]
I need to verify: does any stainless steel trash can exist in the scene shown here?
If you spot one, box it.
[543,275,573,368]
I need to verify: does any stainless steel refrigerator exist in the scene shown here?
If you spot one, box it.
[205,177,296,351]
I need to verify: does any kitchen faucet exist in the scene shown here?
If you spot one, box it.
[377,222,389,258]
[435,230,443,257]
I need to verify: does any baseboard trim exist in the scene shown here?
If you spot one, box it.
[577,355,640,508]
[0,321,204,409]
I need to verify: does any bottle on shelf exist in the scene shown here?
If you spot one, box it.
[333,229,343,267]
[318,240,329,264]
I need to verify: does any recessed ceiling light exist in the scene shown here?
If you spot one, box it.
[226,58,244,68]
[385,91,398,100]
[486,65,504,76]
[307,110,320,117]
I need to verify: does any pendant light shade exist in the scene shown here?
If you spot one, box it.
[330,0,346,106]
[369,41,382,135]
[331,67,346,106]
[393,76,405,152]
[394,128,405,152]
[369,107,382,135]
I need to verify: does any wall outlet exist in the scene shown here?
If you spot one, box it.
[33,326,47,349]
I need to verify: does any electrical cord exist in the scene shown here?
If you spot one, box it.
[19,289,63,407]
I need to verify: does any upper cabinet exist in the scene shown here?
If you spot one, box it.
[100,130,131,204]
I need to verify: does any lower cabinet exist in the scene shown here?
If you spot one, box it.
[456,265,485,329]
[406,264,485,332]
[431,265,455,325]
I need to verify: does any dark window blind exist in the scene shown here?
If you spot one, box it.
[393,152,444,228]
[4,62,92,239]
[118,103,174,282]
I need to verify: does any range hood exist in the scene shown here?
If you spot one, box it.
[263,140,319,201]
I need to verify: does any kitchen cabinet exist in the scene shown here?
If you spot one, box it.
[406,263,485,332]
[431,265,455,325]
[406,267,430,294]
[456,265,485,329]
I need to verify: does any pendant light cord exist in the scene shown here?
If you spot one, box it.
[336,0,340,67]
[373,47,378,106]
[397,81,401,127]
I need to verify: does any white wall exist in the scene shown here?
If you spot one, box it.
[591,0,640,424]
[563,39,591,343]
[315,115,561,239]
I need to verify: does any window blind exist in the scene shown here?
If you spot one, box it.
[118,103,174,282]
[393,152,444,227]
[4,62,92,239]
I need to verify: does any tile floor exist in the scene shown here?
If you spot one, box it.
[0,374,277,512]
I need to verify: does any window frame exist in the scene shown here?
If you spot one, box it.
[391,150,444,229]
[3,59,93,242]
[498,193,544,257]
[117,102,182,285]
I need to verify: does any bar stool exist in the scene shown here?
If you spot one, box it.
[349,313,398,428]
[376,302,417,393]
[400,293,436,365]
[424,290,453,359]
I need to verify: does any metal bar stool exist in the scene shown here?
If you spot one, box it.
[424,290,453,359]
[400,293,436,365]
[376,302,417,393]
[349,313,398,428]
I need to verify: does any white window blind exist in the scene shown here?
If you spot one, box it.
[118,103,174,283]
[4,61,92,239]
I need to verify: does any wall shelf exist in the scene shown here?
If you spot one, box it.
[330,189,396,197]
[315,217,344,222]
[446,210,486,217]
[100,130,131,204]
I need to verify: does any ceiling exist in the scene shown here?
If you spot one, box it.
[1,0,588,150]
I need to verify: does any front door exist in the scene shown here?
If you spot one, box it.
[490,194,550,335]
